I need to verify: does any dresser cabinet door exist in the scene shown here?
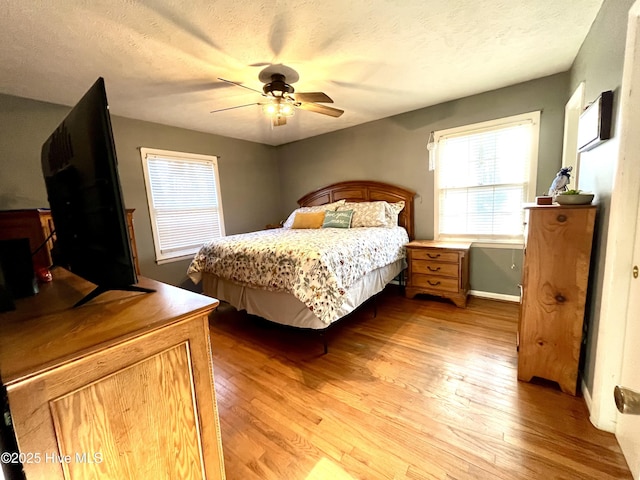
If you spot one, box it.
[7,316,225,480]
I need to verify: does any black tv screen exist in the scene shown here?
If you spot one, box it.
[41,77,152,306]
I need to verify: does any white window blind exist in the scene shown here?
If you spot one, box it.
[140,148,225,264]
[434,111,539,243]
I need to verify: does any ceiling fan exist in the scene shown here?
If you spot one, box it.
[211,65,344,127]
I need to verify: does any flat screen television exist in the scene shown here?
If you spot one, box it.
[41,77,153,307]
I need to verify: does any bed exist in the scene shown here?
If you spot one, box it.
[187,180,415,346]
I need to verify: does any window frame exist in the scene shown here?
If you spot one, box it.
[433,111,540,246]
[140,147,225,264]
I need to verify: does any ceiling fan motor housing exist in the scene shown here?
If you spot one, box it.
[263,74,294,97]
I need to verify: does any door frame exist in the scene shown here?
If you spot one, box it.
[590,0,640,436]
[561,82,585,188]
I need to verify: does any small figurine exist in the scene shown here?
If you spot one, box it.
[548,166,573,197]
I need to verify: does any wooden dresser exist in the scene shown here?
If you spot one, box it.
[0,209,55,273]
[518,204,596,395]
[0,209,140,275]
[404,240,471,307]
[0,268,225,479]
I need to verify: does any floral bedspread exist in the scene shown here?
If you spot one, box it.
[187,226,409,324]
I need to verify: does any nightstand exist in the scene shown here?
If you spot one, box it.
[405,240,471,307]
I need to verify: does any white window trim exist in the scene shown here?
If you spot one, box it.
[140,147,225,265]
[433,111,540,245]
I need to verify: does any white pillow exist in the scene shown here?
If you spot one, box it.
[383,201,405,227]
[339,202,387,228]
[282,200,346,228]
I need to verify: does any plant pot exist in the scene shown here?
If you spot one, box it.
[555,193,595,205]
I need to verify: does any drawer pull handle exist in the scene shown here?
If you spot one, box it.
[555,294,566,303]
[427,266,441,272]
[428,280,441,286]
[557,214,567,223]
[427,253,441,259]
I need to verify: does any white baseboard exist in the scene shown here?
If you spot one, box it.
[582,379,593,412]
[393,284,520,303]
[582,379,617,433]
[469,290,520,303]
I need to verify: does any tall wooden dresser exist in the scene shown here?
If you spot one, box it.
[0,209,140,275]
[0,268,225,479]
[0,209,55,273]
[518,204,596,395]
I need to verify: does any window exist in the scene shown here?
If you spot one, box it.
[434,111,540,245]
[140,148,225,264]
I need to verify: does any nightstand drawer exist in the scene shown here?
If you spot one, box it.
[410,249,459,263]
[411,261,458,277]
[412,274,459,293]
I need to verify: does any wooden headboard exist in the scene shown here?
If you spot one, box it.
[297,180,416,240]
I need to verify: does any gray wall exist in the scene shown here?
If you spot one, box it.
[568,0,635,394]
[0,93,280,286]
[276,73,569,296]
[0,93,61,209]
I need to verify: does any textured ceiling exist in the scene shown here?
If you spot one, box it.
[0,0,603,146]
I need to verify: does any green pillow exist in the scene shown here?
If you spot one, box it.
[322,209,353,228]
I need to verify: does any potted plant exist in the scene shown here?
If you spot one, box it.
[555,189,595,205]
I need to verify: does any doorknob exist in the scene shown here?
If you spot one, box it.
[614,385,640,414]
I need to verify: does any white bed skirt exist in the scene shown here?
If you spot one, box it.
[202,258,406,330]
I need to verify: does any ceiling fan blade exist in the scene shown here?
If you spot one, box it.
[210,103,260,114]
[273,116,287,127]
[297,102,344,118]
[293,92,334,103]
[217,78,265,95]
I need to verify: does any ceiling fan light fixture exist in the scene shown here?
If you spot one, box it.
[263,103,278,115]
[280,102,294,116]
[262,98,295,118]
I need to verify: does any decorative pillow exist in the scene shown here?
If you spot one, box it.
[339,201,386,227]
[322,210,353,228]
[291,211,326,229]
[282,200,346,228]
[383,201,405,227]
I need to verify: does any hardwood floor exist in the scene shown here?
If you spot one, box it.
[207,286,631,480]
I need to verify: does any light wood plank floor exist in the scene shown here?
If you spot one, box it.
[208,286,631,480]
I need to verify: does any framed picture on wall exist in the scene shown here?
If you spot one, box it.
[577,90,613,152]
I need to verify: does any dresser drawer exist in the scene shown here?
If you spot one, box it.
[410,249,459,263]
[411,260,459,278]
[411,274,459,293]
